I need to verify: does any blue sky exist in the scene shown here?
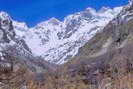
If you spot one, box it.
[0,0,128,27]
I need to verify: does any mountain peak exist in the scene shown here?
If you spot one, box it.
[47,17,61,25]
[0,11,10,20]
[98,6,111,13]
[85,7,96,15]
[0,11,12,31]
[86,7,96,12]
[36,17,61,28]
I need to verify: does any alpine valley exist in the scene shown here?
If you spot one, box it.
[0,0,133,89]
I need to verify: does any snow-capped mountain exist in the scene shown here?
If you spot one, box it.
[13,7,122,64]
[0,11,54,74]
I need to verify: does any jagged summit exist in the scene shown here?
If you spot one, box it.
[47,17,61,25]
[0,11,10,20]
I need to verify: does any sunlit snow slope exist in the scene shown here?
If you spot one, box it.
[13,7,122,64]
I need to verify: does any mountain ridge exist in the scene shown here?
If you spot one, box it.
[12,6,123,64]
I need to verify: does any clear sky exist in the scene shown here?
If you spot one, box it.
[0,0,128,27]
